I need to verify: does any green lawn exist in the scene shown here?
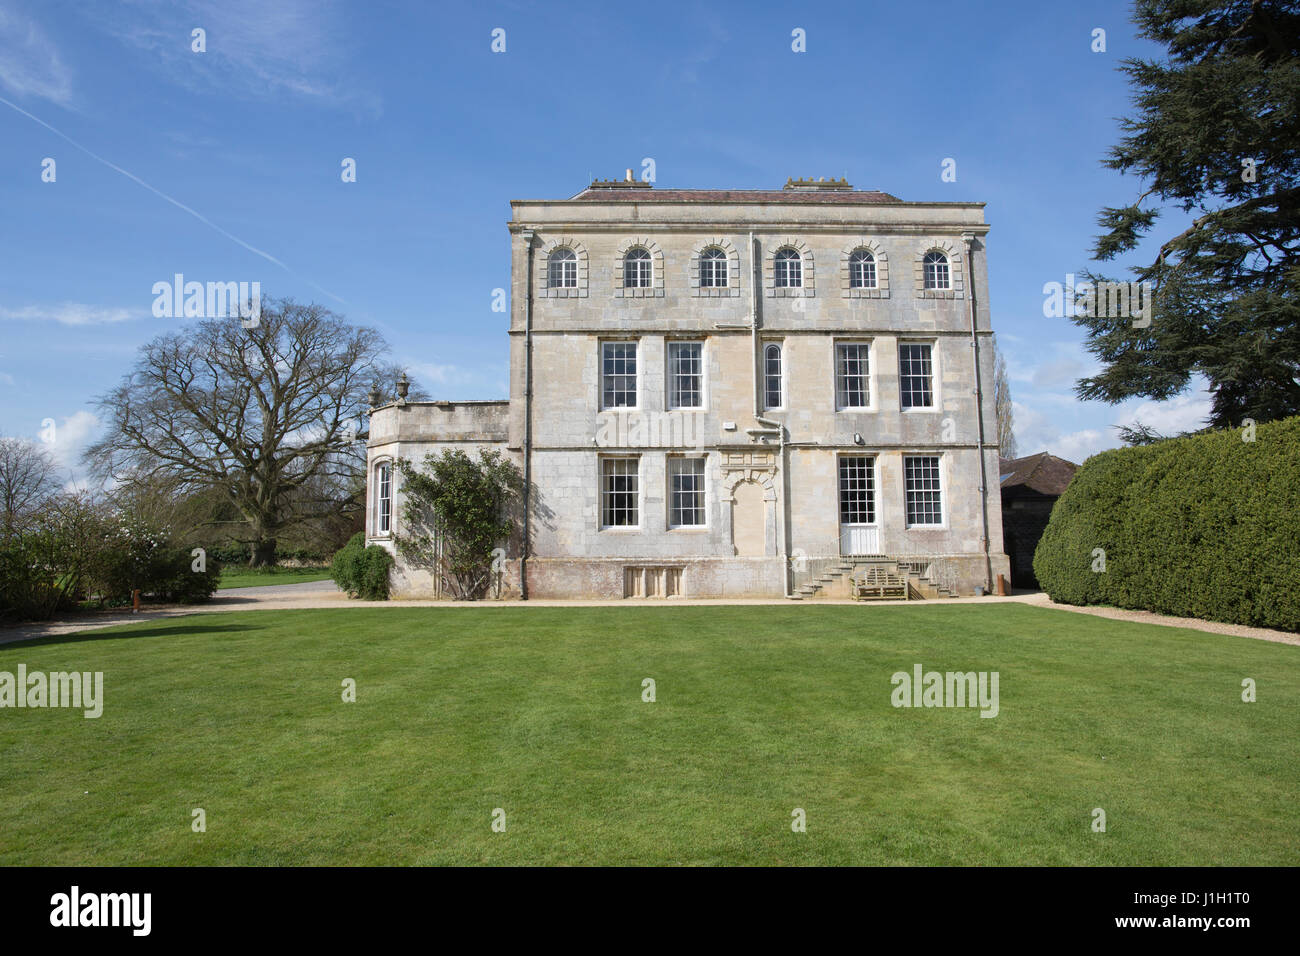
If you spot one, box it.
[216,566,333,589]
[1,605,1296,865]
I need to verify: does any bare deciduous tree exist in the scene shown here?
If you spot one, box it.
[85,298,415,566]
[0,437,62,534]
[993,339,1017,459]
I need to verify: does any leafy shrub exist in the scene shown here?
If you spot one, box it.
[150,548,223,603]
[397,449,522,599]
[1033,416,1300,631]
[0,494,109,621]
[330,533,392,600]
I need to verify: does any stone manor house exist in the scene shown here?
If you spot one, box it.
[366,175,1009,599]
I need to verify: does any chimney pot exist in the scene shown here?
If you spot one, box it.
[625,168,633,182]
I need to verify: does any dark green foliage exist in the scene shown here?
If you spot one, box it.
[1076,0,1300,428]
[207,544,327,566]
[330,533,392,601]
[0,501,223,620]
[397,450,523,600]
[147,549,223,604]
[1034,416,1300,630]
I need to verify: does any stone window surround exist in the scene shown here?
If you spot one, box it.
[915,240,965,300]
[539,237,589,298]
[613,237,665,298]
[842,239,890,299]
[765,237,815,298]
[690,237,742,298]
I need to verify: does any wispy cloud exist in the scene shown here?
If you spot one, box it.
[0,5,74,105]
[105,0,380,115]
[0,303,146,325]
[0,92,344,303]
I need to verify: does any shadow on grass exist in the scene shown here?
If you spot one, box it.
[0,622,266,651]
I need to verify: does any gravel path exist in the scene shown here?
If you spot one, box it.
[2,584,1295,647]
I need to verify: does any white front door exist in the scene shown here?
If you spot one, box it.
[840,523,879,556]
[838,456,879,556]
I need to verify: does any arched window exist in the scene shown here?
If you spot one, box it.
[700,247,728,288]
[375,461,392,535]
[923,251,950,290]
[775,248,802,288]
[849,249,877,289]
[548,248,578,288]
[764,343,783,410]
[623,247,652,288]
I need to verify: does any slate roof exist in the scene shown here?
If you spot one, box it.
[998,452,1079,496]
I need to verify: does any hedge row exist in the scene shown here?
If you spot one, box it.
[1033,416,1300,631]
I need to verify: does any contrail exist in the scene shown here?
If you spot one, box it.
[0,92,345,305]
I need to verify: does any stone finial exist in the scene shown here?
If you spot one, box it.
[367,383,381,408]
[396,372,410,400]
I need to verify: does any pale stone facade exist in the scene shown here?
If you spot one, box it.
[367,177,1009,599]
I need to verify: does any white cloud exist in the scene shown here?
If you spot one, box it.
[1049,429,1109,464]
[1114,389,1214,437]
[42,409,99,488]
[0,303,145,325]
[0,6,74,105]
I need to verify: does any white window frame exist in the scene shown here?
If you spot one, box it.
[898,341,936,410]
[849,249,877,289]
[374,460,393,536]
[903,455,945,528]
[700,247,728,288]
[774,247,803,289]
[834,341,872,410]
[549,247,578,289]
[668,456,707,529]
[763,342,783,410]
[837,455,877,526]
[667,341,704,410]
[623,247,652,289]
[922,251,951,291]
[601,341,638,410]
[601,457,641,529]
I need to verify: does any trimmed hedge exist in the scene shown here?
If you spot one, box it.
[330,533,393,601]
[1033,416,1300,631]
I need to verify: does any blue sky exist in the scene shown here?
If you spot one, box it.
[0,0,1213,484]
